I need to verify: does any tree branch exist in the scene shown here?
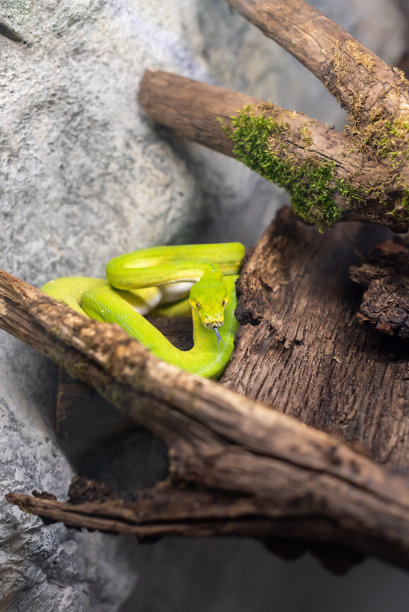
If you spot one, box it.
[139,71,356,164]
[226,0,409,123]
[139,1,409,231]
[3,260,409,569]
[140,70,409,231]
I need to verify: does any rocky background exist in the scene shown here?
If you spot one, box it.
[1,0,409,610]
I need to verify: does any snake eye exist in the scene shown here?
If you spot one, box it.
[195,302,201,310]
[222,298,227,307]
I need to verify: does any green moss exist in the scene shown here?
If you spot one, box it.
[347,114,409,219]
[347,116,409,162]
[221,104,409,228]
[402,189,409,210]
[299,125,313,146]
[222,108,363,228]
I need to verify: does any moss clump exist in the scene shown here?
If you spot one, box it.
[346,113,409,216]
[222,107,363,228]
[402,189,409,210]
[299,124,313,146]
[345,40,375,75]
[347,115,409,161]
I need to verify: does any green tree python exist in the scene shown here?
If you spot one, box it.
[41,243,245,379]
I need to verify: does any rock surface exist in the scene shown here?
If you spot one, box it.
[0,0,408,610]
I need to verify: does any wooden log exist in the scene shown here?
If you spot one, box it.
[223,207,409,467]
[3,209,409,569]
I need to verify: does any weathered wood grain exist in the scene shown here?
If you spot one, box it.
[140,70,408,231]
[224,207,409,468]
[3,212,409,568]
[226,0,409,121]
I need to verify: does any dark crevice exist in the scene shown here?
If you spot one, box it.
[0,22,24,43]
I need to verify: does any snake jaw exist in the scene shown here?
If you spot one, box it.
[203,318,223,329]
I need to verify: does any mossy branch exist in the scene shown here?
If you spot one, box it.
[140,71,409,230]
[221,109,345,228]
[139,0,409,231]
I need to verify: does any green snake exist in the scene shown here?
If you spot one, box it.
[41,243,245,379]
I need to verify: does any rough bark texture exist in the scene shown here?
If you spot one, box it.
[140,0,409,231]
[225,0,409,121]
[350,236,409,340]
[3,206,409,570]
[223,207,409,468]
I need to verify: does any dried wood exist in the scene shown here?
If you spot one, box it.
[139,0,409,231]
[350,236,409,341]
[225,0,409,121]
[3,207,409,569]
[223,207,409,467]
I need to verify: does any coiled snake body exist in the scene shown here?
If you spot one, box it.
[42,243,245,379]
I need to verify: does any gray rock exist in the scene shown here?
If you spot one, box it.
[0,333,142,611]
[0,0,408,610]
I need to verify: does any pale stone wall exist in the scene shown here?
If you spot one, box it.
[0,1,407,609]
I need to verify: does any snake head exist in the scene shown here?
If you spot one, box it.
[189,274,228,330]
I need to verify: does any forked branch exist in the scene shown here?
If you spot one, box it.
[140,0,409,231]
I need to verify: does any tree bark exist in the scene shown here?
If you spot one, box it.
[139,0,409,231]
[350,237,409,341]
[225,0,409,121]
[223,207,409,467]
[3,207,409,569]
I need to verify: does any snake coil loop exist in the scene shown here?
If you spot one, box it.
[42,243,245,379]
